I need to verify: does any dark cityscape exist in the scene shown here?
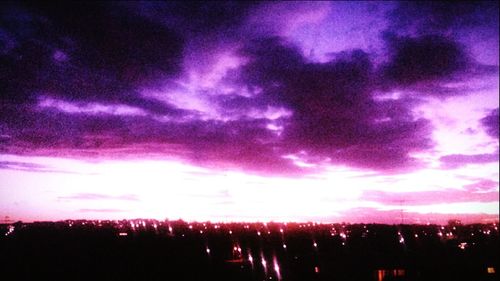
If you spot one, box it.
[1,220,498,280]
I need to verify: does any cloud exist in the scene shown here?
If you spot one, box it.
[381,2,499,97]
[0,34,435,174]
[338,207,499,224]
[0,160,86,174]
[0,2,184,114]
[388,1,499,36]
[0,160,46,170]
[387,1,499,66]
[439,153,499,169]
[463,179,499,192]
[121,2,257,36]
[59,193,139,201]
[382,34,469,86]
[480,108,499,138]
[379,33,498,99]
[235,38,433,171]
[0,2,497,176]
[38,97,149,117]
[361,188,498,206]
[244,2,331,37]
[78,208,126,213]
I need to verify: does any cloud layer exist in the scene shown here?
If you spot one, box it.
[0,2,498,176]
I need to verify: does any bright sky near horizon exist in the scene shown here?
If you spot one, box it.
[0,1,498,224]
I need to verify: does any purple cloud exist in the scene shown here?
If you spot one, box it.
[463,179,499,192]
[0,2,497,176]
[0,160,90,174]
[0,160,46,170]
[440,153,499,169]
[480,108,499,138]
[389,2,499,36]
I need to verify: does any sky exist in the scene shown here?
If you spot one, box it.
[0,1,498,224]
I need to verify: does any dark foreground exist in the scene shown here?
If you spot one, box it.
[1,220,498,281]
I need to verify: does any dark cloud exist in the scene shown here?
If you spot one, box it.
[387,1,499,69]
[149,118,305,175]
[440,153,499,169]
[120,1,257,36]
[0,2,496,176]
[374,32,499,100]
[389,1,499,36]
[0,2,184,115]
[0,106,302,175]
[27,1,183,84]
[235,38,433,171]
[382,34,470,86]
[480,108,499,138]
[384,2,499,94]
[0,33,436,174]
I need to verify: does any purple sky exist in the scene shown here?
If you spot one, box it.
[0,1,498,223]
